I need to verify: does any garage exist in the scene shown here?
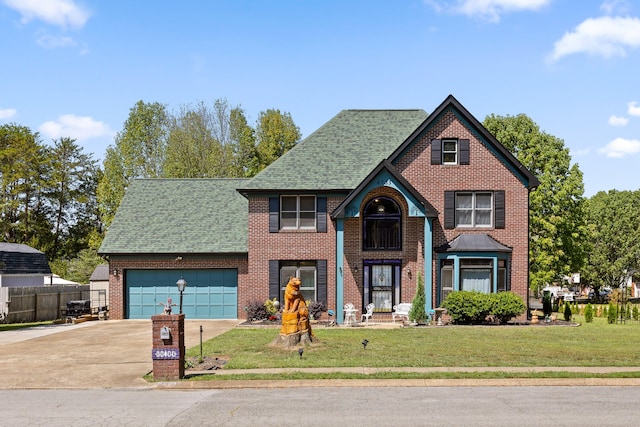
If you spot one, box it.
[125,269,237,319]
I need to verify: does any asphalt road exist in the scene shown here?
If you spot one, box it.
[1,386,638,426]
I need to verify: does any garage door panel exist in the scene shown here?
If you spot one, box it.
[126,269,237,319]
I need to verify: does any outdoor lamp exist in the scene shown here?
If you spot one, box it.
[176,277,187,314]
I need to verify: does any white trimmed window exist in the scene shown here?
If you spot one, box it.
[280,195,316,230]
[280,262,317,302]
[455,192,492,227]
[442,139,458,164]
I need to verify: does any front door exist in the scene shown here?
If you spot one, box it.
[363,261,400,312]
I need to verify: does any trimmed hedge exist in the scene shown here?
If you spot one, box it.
[441,291,526,324]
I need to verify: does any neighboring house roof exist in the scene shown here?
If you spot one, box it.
[435,234,512,253]
[238,109,429,193]
[89,264,109,281]
[44,274,80,285]
[0,243,51,275]
[98,179,249,255]
[389,94,540,189]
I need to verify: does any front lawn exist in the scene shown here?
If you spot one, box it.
[186,316,640,370]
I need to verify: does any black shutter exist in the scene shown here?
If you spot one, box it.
[444,191,455,229]
[316,260,327,304]
[269,197,279,233]
[431,139,442,165]
[459,139,470,165]
[317,197,327,233]
[494,190,505,229]
[269,260,280,300]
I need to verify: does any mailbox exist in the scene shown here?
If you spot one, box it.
[160,326,171,340]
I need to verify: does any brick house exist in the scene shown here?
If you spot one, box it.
[99,95,538,322]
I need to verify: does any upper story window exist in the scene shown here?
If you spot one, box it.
[442,139,458,164]
[431,138,470,165]
[363,197,401,250]
[455,192,493,228]
[281,195,316,230]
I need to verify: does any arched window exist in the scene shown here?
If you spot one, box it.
[363,197,401,250]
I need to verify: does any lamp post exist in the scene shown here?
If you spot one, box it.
[176,277,187,314]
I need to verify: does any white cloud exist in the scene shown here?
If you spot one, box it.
[600,0,631,16]
[36,33,76,49]
[428,0,551,22]
[598,137,640,158]
[628,101,640,117]
[0,108,17,120]
[609,115,629,126]
[2,0,91,29]
[549,16,640,61]
[39,114,114,141]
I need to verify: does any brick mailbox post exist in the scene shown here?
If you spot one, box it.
[151,314,185,380]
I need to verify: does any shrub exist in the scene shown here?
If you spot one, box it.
[542,292,552,317]
[244,300,269,321]
[264,298,279,316]
[584,303,594,323]
[607,302,618,324]
[308,300,326,320]
[490,292,526,324]
[441,291,491,324]
[633,306,639,321]
[409,272,427,324]
[563,303,572,321]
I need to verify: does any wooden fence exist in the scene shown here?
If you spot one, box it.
[1,285,90,323]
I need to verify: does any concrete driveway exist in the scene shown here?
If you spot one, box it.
[0,319,237,389]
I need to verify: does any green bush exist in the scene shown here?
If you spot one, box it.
[584,303,594,323]
[542,292,552,317]
[633,306,638,321]
[442,291,525,324]
[489,292,526,324]
[607,302,618,324]
[409,272,427,324]
[563,303,572,321]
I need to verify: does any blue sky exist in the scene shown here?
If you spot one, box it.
[1,0,640,197]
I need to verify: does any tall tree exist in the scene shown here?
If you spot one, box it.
[254,109,301,172]
[483,114,588,293]
[583,190,640,292]
[46,137,99,259]
[97,101,169,226]
[0,124,49,245]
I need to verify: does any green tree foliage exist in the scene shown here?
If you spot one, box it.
[254,109,301,173]
[409,272,427,324]
[97,101,169,226]
[584,303,594,323]
[483,114,588,293]
[583,190,640,294]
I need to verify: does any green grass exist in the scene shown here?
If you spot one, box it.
[0,321,53,332]
[186,316,640,371]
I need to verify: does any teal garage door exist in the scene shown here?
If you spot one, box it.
[126,269,237,319]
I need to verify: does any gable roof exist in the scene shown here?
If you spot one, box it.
[0,243,51,275]
[389,94,540,189]
[238,109,428,193]
[332,160,438,219]
[98,179,248,255]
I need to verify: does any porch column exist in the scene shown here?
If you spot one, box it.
[336,218,344,323]
[424,217,433,312]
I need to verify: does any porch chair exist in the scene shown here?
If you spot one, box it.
[361,303,375,326]
[344,303,356,326]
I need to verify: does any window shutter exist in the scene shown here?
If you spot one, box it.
[459,139,470,165]
[269,260,280,300]
[317,197,327,233]
[431,139,442,165]
[269,197,279,233]
[444,191,455,229]
[316,260,327,304]
[494,190,505,229]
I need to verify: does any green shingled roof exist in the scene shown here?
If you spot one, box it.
[98,179,248,254]
[239,109,428,192]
